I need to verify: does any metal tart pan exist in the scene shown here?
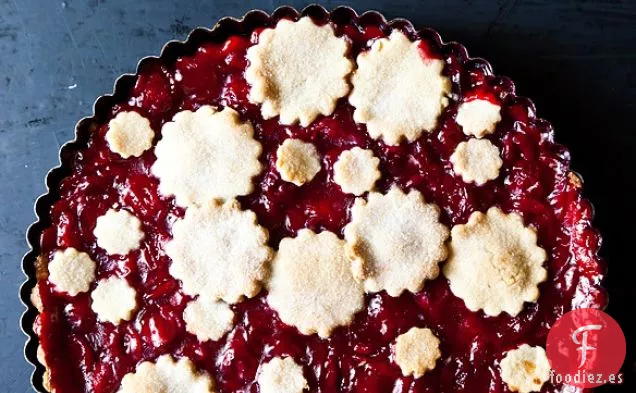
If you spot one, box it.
[20,4,605,392]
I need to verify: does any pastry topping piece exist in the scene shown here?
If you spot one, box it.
[245,17,353,126]
[393,327,441,378]
[456,99,502,138]
[276,139,321,186]
[93,208,144,255]
[267,229,364,338]
[344,186,449,297]
[48,248,97,296]
[349,31,451,145]
[105,111,155,158]
[333,147,381,195]
[443,207,548,316]
[450,138,503,185]
[183,297,235,342]
[151,106,263,206]
[500,344,551,393]
[90,276,137,325]
[166,199,272,303]
[119,354,216,393]
[257,357,308,393]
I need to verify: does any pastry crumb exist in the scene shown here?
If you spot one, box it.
[184,297,235,342]
[345,186,449,297]
[48,248,97,296]
[267,229,364,338]
[105,111,155,158]
[500,344,551,393]
[246,17,353,126]
[349,30,451,145]
[119,354,216,393]
[151,106,263,206]
[276,139,321,186]
[450,138,503,185]
[257,357,308,393]
[166,199,272,303]
[333,147,381,195]
[93,208,144,255]
[393,327,441,378]
[443,207,548,316]
[456,99,501,138]
[91,276,137,325]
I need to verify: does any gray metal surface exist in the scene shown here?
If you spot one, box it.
[1,0,634,391]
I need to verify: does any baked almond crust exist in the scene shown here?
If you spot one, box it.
[30,283,53,392]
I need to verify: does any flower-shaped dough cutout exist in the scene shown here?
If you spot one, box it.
[258,357,308,393]
[93,208,144,255]
[349,31,451,145]
[105,111,155,158]
[344,186,449,297]
[500,344,551,393]
[450,138,503,185]
[276,139,321,186]
[183,297,235,342]
[119,354,216,393]
[267,229,365,338]
[90,276,137,325]
[456,99,501,138]
[333,147,381,195]
[48,248,97,296]
[443,207,548,316]
[166,199,272,303]
[246,17,353,126]
[393,327,441,378]
[151,106,263,206]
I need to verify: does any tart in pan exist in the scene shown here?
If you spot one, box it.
[21,5,605,393]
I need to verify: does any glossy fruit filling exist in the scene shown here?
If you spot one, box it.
[33,12,605,393]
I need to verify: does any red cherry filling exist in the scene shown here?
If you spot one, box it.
[35,15,605,393]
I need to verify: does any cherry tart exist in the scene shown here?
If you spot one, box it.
[26,6,605,393]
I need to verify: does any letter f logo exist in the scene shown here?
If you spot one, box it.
[572,324,602,368]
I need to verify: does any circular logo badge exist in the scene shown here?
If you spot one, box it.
[546,308,625,388]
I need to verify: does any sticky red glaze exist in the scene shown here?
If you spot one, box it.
[34,15,606,393]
